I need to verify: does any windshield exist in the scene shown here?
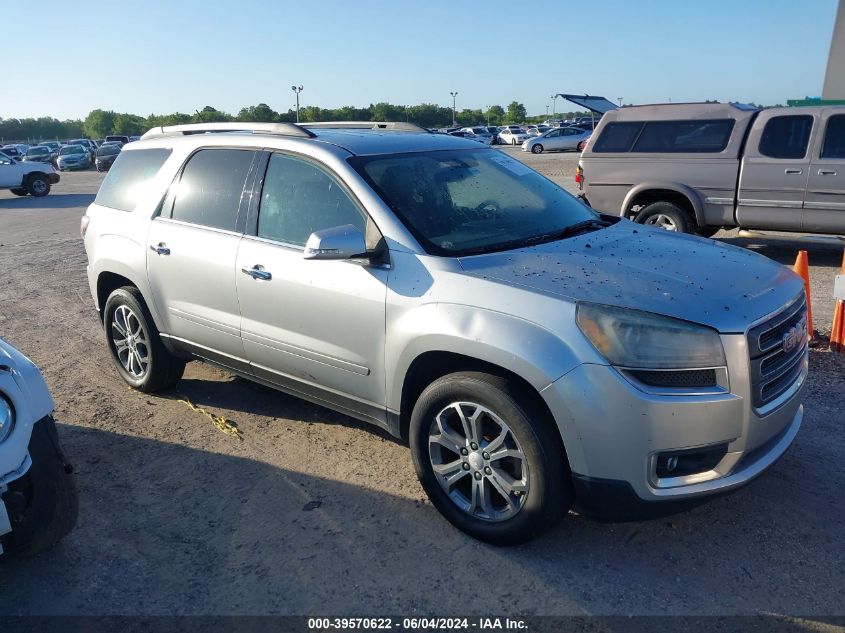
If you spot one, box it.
[351,148,597,256]
[27,147,49,155]
[97,145,121,156]
[60,145,84,155]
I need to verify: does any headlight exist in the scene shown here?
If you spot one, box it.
[0,396,13,444]
[576,302,726,369]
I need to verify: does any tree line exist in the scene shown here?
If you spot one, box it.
[1,101,592,142]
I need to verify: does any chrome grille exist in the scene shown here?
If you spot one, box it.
[747,295,807,409]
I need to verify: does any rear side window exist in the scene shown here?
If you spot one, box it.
[592,122,643,152]
[170,149,255,231]
[95,148,172,212]
[759,115,813,159]
[632,119,734,153]
[257,153,365,247]
[821,114,845,159]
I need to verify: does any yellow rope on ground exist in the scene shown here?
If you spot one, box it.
[178,396,244,442]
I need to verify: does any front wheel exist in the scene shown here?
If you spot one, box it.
[104,286,185,392]
[531,144,543,154]
[26,175,50,197]
[410,372,572,545]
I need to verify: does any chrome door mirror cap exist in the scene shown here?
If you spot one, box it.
[303,224,368,260]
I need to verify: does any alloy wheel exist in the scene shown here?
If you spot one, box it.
[111,305,150,378]
[428,401,529,522]
[643,213,679,231]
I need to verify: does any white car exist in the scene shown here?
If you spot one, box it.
[0,337,77,557]
[0,151,60,196]
[522,126,592,154]
[498,129,530,145]
[461,127,494,145]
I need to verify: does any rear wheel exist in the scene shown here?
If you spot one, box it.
[635,201,692,233]
[577,140,587,152]
[410,372,572,545]
[531,144,543,154]
[10,188,27,196]
[104,286,185,392]
[26,175,50,197]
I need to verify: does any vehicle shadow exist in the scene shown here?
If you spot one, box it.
[0,193,96,210]
[0,400,840,616]
[717,232,844,267]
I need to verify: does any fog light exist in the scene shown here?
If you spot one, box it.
[655,444,728,479]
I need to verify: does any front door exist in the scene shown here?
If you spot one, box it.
[804,109,845,233]
[0,153,23,187]
[236,152,388,424]
[146,147,256,370]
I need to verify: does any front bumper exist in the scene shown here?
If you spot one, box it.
[541,332,806,511]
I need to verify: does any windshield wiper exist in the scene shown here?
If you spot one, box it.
[521,218,610,247]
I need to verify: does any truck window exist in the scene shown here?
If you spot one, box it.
[95,148,172,212]
[759,115,813,159]
[631,119,734,153]
[821,114,845,159]
[592,122,644,152]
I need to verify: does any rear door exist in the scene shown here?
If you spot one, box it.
[146,147,257,371]
[804,109,845,233]
[736,110,815,230]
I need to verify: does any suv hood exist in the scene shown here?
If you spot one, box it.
[457,221,803,333]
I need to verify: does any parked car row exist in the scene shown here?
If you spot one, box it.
[0,135,129,171]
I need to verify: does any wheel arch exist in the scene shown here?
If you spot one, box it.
[621,183,705,227]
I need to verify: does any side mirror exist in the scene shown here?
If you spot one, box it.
[303,224,368,260]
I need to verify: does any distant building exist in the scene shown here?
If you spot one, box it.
[823,0,845,99]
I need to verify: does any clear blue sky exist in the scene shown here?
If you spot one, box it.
[4,0,838,120]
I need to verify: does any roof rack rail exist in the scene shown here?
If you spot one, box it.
[303,121,429,133]
[140,122,315,140]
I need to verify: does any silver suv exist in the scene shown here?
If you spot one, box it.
[83,122,808,544]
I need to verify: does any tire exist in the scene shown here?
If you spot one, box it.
[0,416,78,558]
[409,372,572,545]
[26,174,50,197]
[635,201,693,233]
[10,188,27,196]
[103,286,185,392]
[577,140,586,152]
[531,144,543,154]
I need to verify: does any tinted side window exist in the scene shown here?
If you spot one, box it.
[257,153,365,247]
[592,122,644,152]
[821,114,845,159]
[95,148,172,212]
[170,149,254,231]
[632,119,734,153]
[759,115,813,159]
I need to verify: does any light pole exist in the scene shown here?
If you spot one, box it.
[485,106,490,126]
[546,105,549,117]
[450,91,458,127]
[550,94,558,118]
[291,85,303,123]
[617,97,623,107]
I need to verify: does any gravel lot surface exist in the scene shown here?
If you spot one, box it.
[0,155,843,619]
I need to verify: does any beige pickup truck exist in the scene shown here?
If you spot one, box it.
[577,102,845,236]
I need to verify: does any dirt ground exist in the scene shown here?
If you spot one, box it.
[0,154,843,619]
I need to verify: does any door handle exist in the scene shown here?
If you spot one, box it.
[819,169,837,176]
[784,168,803,175]
[149,243,170,255]
[241,265,272,281]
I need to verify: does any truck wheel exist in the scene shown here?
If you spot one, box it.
[531,144,544,154]
[10,188,27,196]
[635,201,692,233]
[409,372,572,545]
[104,286,185,393]
[0,416,78,558]
[26,175,50,197]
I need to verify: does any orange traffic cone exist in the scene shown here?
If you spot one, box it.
[830,249,845,354]
[792,250,814,340]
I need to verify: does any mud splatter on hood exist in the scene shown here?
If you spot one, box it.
[457,221,803,332]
